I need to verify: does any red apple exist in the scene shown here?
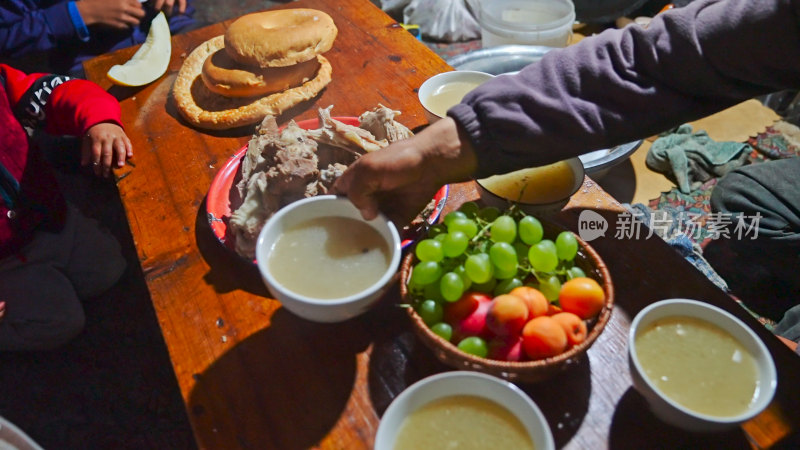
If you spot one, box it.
[444,292,492,340]
[488,337,524,362]
[444,291,491,323]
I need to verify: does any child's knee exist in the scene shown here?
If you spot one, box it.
[1,309,85,351]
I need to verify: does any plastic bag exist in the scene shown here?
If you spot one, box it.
[403,0,481,42]
[379,0,412,21]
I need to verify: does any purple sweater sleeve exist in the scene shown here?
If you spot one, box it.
[449,0,800,178]
[0,1,80,57]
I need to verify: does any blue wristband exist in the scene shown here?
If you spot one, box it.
[67,1,90,42]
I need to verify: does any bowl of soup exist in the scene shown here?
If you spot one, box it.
[255,195,402,322]
[374,371,554,450]
[476,157,584,215]
[418,71,495,123]
[628,298,777,432]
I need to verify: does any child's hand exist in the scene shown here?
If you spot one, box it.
[152,0,187,16]
[81,122,133,178]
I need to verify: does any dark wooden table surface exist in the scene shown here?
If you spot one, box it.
[83,0,800,448]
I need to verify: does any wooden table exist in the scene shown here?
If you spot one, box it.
[83,0,800,448]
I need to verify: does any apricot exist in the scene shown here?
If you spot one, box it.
[546,302,562,316]
[486,294,529,338]
[521,316,568,360]
[551,312,587,347]
[509,286,549,318]
[558,277,605,320]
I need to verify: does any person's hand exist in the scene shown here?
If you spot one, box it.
[81,123,134,178]
[152,0,187,16]
[332,117,478,226]
[76,0,146,29]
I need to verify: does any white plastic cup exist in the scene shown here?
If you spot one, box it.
[478,0,575,48]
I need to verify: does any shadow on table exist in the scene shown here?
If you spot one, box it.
[609,388,751,449]
[515,356,592,447]
[187,308,371,449]
[594,159,636,205]
[366,300,452,416]
[195,198,269,296]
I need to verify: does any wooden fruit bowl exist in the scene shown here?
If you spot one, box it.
[399,219,614,383]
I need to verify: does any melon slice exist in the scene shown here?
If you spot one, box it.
[107,12,171,86]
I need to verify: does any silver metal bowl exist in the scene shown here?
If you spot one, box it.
[448,45,643,179]
[448,45,550,75]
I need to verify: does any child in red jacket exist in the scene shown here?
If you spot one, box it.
[0,64,132,351]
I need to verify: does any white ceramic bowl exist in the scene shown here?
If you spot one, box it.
[255,195,401,323]
[0,416,44,450]
[476,157,585,216]
[374,371,555,450]
[628,299,777,432]
[418,70,495,123]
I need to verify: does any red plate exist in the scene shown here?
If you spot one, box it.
[206,117,448,256]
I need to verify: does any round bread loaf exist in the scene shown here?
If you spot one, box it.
[224,9,338,68]
[201,49,321,98]
[172,36,333,130]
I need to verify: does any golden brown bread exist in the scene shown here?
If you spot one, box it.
[224,9,338,68]
[172,36,332,130]
[201,49,321,98]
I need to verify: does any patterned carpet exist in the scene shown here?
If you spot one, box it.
[649,122,800,328]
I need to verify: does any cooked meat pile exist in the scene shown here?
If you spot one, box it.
[228,104,412,258]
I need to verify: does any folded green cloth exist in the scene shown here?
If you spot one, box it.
[646,124,751,193]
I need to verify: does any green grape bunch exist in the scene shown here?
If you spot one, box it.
[406,202,590,355]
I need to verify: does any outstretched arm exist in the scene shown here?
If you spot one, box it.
[0,1,86,57]
[451,0,800,177]
[335,0,800,224]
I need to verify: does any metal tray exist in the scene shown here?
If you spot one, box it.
[447,45,551,75]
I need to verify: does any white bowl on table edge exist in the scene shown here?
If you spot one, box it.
[628,298,777,432]
[374,371,555,450]
[255,195,401,323]
[417,70,495,123]
[0,415,44,450]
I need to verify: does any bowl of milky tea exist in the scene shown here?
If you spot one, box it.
[476,157,584,215]
[418,71,495,123]
[374,371,554,450]
[255,195,401,323]
[628,298,777,432]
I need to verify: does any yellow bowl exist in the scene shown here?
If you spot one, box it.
[476,157,585,216]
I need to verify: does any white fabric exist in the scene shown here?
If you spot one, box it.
[404,0,481,42]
